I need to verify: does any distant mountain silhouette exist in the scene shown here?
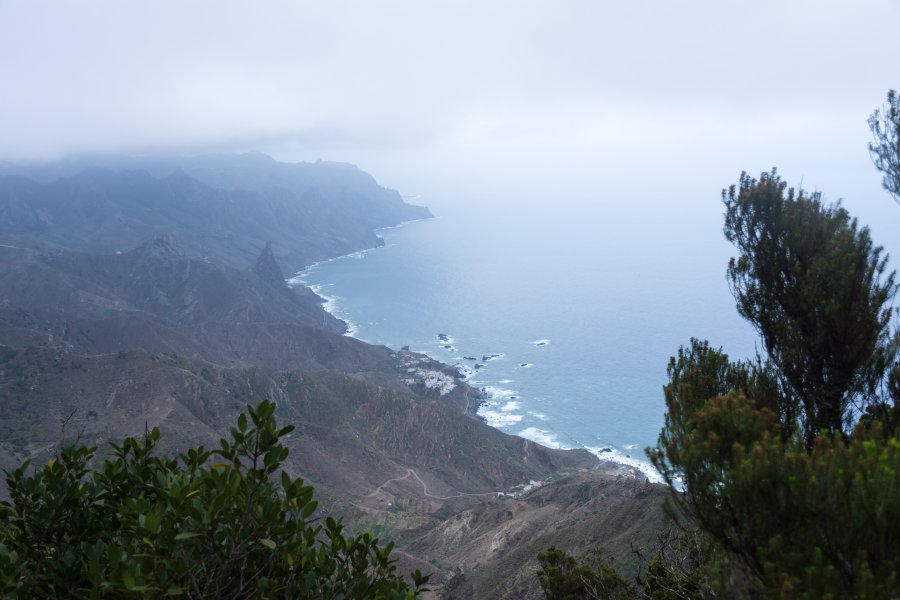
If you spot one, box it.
[0,154,430,271]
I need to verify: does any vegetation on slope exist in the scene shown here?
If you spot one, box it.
[0,400,428,599]
[537,91,900,599]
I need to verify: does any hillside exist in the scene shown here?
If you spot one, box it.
[0,154,665,598]
[0,154,431,271]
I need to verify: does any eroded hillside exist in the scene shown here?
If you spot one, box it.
[0,155,665,598]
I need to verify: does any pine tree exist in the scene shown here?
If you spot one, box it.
[648,172,900,597]
[723,170,896,444]
[869,89,900,202]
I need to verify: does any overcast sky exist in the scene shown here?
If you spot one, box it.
[2,1,899,228]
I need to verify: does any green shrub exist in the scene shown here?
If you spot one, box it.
[0,400,427,599]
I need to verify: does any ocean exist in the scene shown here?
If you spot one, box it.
[290,197,759,479]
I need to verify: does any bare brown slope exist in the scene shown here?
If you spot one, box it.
[421,472,667,598]
[0,346,597,503]
[0,345,658,600]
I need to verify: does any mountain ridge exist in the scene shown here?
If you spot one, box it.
[0,154,664,598]
[0,154,431,271]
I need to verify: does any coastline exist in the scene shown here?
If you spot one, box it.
[288,217,663,484]
[287,217,436,338]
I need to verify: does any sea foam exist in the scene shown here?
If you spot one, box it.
[585,446,662,484]
[483,385,518,400]
[480,410,524,427]
[518,427,562,449]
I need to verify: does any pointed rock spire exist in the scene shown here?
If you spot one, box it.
[253,241,285,285]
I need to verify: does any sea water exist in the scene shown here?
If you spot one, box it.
[290,197,758,479]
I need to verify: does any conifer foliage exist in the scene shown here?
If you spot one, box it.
[0,401,427,599]
[650,172,900,597]
[869,89,900,202]
[539,94,900,599]
[723,170,896,444]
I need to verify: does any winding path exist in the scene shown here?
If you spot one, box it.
[368,468,499,501]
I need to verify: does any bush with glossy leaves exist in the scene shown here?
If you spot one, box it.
[0,400,428,599]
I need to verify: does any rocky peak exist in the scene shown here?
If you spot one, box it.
[131,235,185,264]
[253,241,285,286]
[124,235,193,296]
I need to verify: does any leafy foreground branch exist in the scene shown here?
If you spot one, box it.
[0,400,428,599]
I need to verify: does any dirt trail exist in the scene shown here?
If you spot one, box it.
[369,468,499,501]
